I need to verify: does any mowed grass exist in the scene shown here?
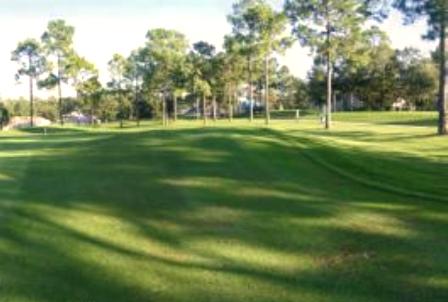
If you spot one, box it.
[0,112,447,302]
[332,111,438,127]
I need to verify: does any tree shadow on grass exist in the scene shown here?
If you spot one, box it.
[18,126,96,135]
[274,129,448,201]
[301,128,439,143]
[333,113,437,128]
[0,126,447,302]
[380,118,437,128]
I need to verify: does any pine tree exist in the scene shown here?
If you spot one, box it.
[40,19,76,125]
[393,0,448,135]
[11,39,46,127]
[284,0,369,129]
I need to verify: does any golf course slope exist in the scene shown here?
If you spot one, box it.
[0,113,447,302]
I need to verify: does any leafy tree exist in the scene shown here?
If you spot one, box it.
[126,48,147,126]
[431,44,446,65]
[0,104,9,130]
[396,48,438,109]
[186,51,203,120]
[108,54,129,128]
[229,0,290,124]
[307,63,327,106]
[35,99,59,121]
[223,35,246,121]
[228,0,263,122]
[393,0,448,134]
[40,19,76,125]
[192,41,216,59]
[285,0,369,129]
[77,76,103,126]
[363,47,400,109]
[144,29,189,125]
[3,98,30,117]
[67,54,97,95]
[207,48,225,122]
[197,79,212,125]
[332,26,386,110]
[170,55,190,122]
[246,3,290,124]
[97,91,120,123]
[293,78,311,109]
[211,51,238,121]
[329,32,437,111]
[192,41,216,124]
[272,65,308,109]
[70,57,100,126]
[11,39,46,127]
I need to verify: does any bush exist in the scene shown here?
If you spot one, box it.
[0,104,10,130]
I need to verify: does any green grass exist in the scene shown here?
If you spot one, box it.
[0,113,447,302]
[332,111,438,127]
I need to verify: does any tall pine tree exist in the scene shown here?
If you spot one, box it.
[40,19,76,125]
[284,0,369,129]
[393,0,448,135]
[11,39,46,127]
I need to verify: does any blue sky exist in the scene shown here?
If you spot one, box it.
[0,0,435,99]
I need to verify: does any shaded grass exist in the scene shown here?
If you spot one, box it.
[332,111,438,127]
[0,115,447,302]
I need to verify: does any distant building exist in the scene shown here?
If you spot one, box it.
[4,116,51,130]
[64,111,100,125]
[392,98,415,111]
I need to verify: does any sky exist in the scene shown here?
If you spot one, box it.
[0,0,437,99]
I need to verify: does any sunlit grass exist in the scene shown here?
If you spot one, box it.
[0,113,447,302]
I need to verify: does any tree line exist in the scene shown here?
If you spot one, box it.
[6,0,448,135]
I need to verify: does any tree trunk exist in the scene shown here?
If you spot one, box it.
[57,54,64,126]
[173,95,178,122]
[228,84,233,122]
[438,20,447,135]
[326,58,333,129]
[234,90,239,116]
[196,97,200,120]
[29,72,34,128]
[58,79,63,126]
[324,3,332,129]
[349,92,354,111]
[248,56,254,122]
[90,102,94,127]
[134,78,140,127]
[119,93,124,129]
[333,91,337,113]
[162,93,167,126]
[203,94,207,125]
[265,53,270,125]
[325,18,332,129]
[212,95,217,122]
